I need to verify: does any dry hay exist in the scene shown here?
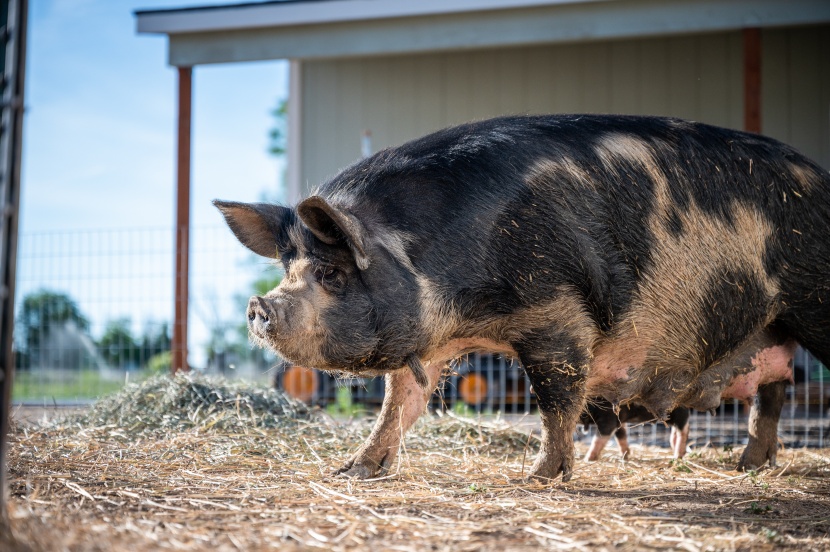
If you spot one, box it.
[5,373,830,551]
[78,373,312,432]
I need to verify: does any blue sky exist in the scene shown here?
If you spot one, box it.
[22,0,288,234]
[19,0,289,371]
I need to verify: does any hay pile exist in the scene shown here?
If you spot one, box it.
[79,373,312,433]
[5,374,830,551]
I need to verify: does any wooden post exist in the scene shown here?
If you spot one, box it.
[743,28,761,134]
[173,66,192,373]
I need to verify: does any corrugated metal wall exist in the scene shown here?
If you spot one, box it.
[300,25,830,193]
[763,25,830,168]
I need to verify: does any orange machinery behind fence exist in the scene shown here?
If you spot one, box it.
[275,354,537,411]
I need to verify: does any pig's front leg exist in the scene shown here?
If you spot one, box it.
[737,380,786,471]
[516,334,588,482]
[335,361,445,479]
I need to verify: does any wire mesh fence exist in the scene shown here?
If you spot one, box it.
[280,351,829,451]
[12,225,830,452]
[13,225,278,405]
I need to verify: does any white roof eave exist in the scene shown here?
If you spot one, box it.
[135,0,830,65]
[135,0,608,35]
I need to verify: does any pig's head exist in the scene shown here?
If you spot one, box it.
[214,196,425,382]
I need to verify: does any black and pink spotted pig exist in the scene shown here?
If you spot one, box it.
[216,115,829,483]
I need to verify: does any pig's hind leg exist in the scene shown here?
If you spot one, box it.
[584,433,614,461]
[737,380,786,471]
[667,407,690,459]
[583,401,624,461]
[614,425,631,459]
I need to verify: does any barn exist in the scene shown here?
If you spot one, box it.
[136,0,830,201]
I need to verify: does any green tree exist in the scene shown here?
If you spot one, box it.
[268,98,288,157]
[98,319,171,370]
[267,98,290,203]
[16,289,90,369]
[98,318,139,369]
[139,322,171,363]
[251,273,282,297]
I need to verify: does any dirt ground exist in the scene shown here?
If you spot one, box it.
[4,404,829,552]
[10,405,90,425]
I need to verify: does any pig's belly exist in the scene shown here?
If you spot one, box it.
[586,341,796,403]
[586,343,646,392]
[721,343,795,400]
[423,338,517,366]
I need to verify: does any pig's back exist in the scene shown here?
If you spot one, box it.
[320,114,830,336]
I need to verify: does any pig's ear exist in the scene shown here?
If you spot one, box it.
[296,196,370,270]
[213,200,291,259]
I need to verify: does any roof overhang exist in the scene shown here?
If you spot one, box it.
[136,0,609,34]
[135,0,830,66]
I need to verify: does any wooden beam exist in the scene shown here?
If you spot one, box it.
[173,66,192,373]
[743,27,761,134]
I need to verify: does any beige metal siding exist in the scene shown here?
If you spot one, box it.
[763,26,830,169]
[301,26,829,194]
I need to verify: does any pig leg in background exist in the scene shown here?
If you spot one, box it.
[517,335,588,482]
[584,432,615,462]
[583,403,691,461]
[335,361,445,479]
[614,425,631,459]
[668,407,691,459]
[605,408,689,460]
[737,380,786,471]
[583,406,623,461]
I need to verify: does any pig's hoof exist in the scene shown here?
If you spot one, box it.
[333,452,392,479]
[335,463,380,479]
[527,453,574,483]
[509,475,550,485]
[737,440,777,471]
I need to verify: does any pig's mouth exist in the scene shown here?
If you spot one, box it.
[246,295,332,368]
[246,295,384,372]
[257,326,422,384]
[245,294,424,383]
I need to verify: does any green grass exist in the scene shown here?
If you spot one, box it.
[325,385,368,417]
[12,369,141,403]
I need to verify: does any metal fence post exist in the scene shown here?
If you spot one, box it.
[0,0,26,523]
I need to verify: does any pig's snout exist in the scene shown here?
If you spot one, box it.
[247,296,284,338]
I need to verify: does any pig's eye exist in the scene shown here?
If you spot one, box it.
[313,266,345,292]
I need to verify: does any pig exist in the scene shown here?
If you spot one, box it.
[215,114,830,482]
[580,401,690,461]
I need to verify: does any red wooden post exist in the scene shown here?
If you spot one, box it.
[173,66,192,373]
[743,28,762,134]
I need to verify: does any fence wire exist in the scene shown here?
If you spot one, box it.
[12,226,830,452]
